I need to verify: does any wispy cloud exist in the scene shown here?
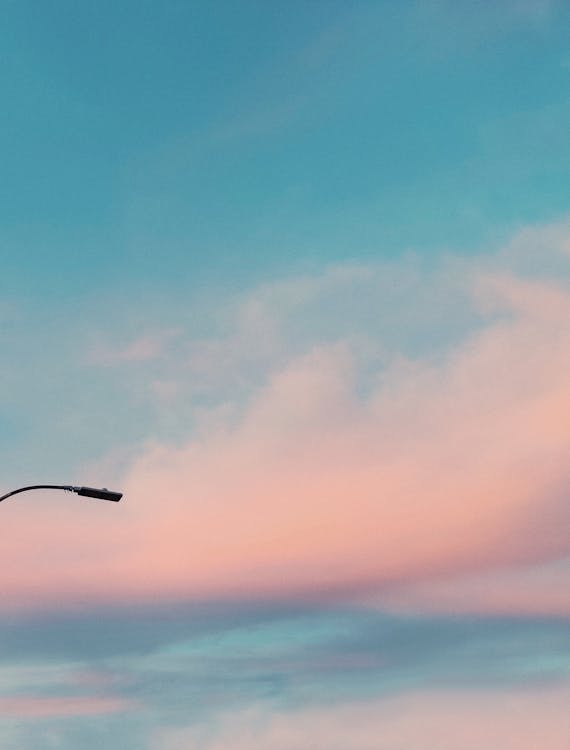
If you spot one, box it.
[86,328,181,366]
[153,683,570,750]
[0,603,567,740]
[0,695,133,719]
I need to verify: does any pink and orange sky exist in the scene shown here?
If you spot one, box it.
[1,2,569,748]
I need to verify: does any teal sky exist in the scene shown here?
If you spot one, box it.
[3,0,570,299]
[1,3,569,749]
[2,0,570,480]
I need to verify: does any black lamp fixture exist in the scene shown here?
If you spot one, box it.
[0,485,123,504]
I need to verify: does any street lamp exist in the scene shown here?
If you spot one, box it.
[0,485,123,504]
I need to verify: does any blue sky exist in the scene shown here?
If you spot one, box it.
[3,0,570,296]
[2,0,570,479]
[1,2,569,748]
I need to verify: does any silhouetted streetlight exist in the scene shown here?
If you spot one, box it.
[0,485,123,504]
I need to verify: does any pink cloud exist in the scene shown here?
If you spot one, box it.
[0,695,134,719]
[154,684,570,750]
[86,328,181,365]
[1,239,570,613]
[362,558,570,616]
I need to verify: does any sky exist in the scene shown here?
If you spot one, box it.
[1,1,569,747]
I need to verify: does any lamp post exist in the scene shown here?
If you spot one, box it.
[0,485,123,504]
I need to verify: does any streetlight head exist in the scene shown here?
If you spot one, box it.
[75,486,123,502]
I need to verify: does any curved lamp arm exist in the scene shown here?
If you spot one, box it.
[0,485,123,503]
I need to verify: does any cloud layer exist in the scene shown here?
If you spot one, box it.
[1,602,568,749]
[2,222,570,614]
